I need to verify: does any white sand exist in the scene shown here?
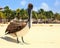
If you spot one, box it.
[0,24,60,48]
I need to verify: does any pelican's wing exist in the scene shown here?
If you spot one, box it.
[10,22,29,37]
[5,22,27,34]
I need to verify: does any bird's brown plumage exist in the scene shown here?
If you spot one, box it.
[5,21,27,34]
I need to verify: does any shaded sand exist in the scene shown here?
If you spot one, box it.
[0,24,60,48]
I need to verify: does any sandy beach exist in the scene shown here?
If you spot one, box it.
[0,24,60,48]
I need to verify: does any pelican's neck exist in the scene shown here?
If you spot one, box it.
[28,10,32,28]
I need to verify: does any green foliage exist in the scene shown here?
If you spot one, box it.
[45,11,53,19]
[16,8,20,19]
[32,11,38,19]
[0,11,6,19]
[54,13,60,20]
[20,9,28,19]
[3,6,16,21]
[0,6,60,21]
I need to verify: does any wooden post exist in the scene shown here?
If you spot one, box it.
[28,3,33,28]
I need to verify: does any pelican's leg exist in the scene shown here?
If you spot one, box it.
[21,36,28,44]
[21,36,25,43]
[17,37,20,43]
[15,33,20,43]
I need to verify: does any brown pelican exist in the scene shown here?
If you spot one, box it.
[5,21,27,43]
[5,3,33,43]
